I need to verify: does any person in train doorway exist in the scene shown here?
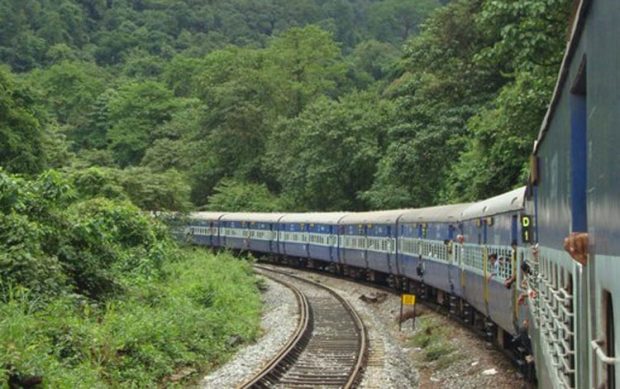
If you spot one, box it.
[487,253,499,282]
[416,254,425,277]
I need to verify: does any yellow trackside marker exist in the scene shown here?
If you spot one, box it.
[400,294,416,330]
[402,294,415,305]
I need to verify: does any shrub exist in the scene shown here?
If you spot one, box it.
[0,169,262,386]
[0,249,262,387]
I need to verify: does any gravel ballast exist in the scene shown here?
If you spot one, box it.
[201,264,526,388]
[257,265,526,389]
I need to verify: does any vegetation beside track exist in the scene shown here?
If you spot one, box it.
[409,313,460,370]
[0,170,262,387]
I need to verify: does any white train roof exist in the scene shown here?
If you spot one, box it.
[340,209,411,225]
[220,212,287,223]
[460,187,526,220]
[189,212,227,220]
[399,203,472,224]
[279,212,350,224]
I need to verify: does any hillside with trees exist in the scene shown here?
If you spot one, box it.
[0,0,571,212]
[0,0,574,385]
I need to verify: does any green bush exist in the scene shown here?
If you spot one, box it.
[0,169,263,386]
[0,250,262,387]
[0,169,175,300]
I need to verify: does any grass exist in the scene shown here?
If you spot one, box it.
[0,248,262,387]
[409,315,459,369]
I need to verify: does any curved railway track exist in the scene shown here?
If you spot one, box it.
[241,265,367,388]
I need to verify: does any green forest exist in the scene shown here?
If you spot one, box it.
[1,0,572,212]
[0,0,573,386]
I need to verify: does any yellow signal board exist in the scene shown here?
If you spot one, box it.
[402,294,416,305]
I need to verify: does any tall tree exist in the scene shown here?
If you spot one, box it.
[265,25,347,117]
[0,66,46,174]
[265,92,395,211]
[106,81,181,167]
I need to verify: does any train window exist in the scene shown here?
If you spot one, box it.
[604,290,616,388]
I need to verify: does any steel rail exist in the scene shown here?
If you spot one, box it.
[239,269,310,388]
[241,265,367,388]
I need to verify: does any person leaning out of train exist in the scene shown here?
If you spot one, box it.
[487,253,499,281]
[503,240,519,289]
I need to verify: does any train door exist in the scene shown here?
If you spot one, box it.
[268,222,275,253]
[207,221,214,247]
[328,224,336,262]
[385,225,394,275]
[221,221,227,247]
[361,224,369,269]
[337,225,345,265]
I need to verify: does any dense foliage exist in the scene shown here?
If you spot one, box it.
[0,169,261,386]
[0,0,572,211]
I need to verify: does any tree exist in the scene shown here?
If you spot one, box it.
[206,178,284,212]
[447,0,572,201]
[349,39,400,84]
[27,60,108,128]
[265,92,395,211]
[365,0,495,208]
[118,167,192,212]
[106,81,181,167]
[265,25,347,116]
[187,47,277,202]
[0,66,46,174]
[368,0,441,44]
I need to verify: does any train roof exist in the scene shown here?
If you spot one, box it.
[534,0,590,154]
[220,213,287,223]
[399,203,472,224]
[189,212,227,220]
[340,209,411,225]
[279,212,349,224]
[460,187,526,220]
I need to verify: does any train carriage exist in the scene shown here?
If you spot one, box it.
[305,213,348,264]
[460,187,526,336]
[339,210,407,278]
[278,214,310,259]
[187,212,226,247]
[527,1,620,387]
[397,203,470,296]
[220,213,285,253]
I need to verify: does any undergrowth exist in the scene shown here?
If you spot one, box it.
[0,249,261,387]
[409,315,459,368]
[0,167,262,387]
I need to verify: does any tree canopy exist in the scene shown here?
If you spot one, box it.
[0,0,572,211]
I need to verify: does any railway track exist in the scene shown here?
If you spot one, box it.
[241,265,367,388]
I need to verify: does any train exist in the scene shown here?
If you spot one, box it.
[185,1,619,388]
[184,189,534,374]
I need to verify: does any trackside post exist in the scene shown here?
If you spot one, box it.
[400,293,416,330]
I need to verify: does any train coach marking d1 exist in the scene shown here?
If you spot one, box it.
[520,215,532,243]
